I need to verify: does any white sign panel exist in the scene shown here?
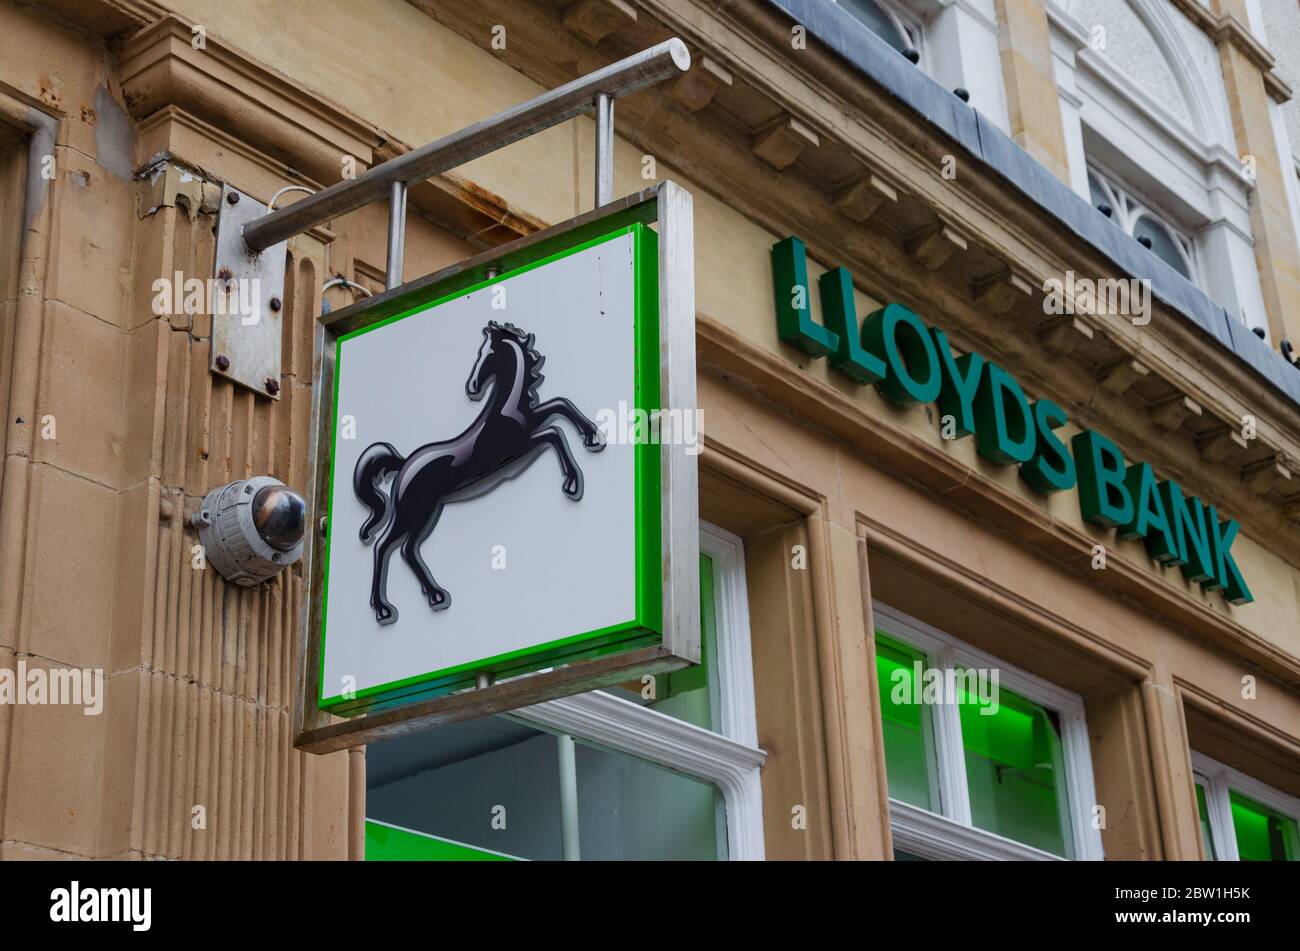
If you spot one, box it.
[319,225,663,713]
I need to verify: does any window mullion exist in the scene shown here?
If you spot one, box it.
[1207,770,1239,862]
[1060,707,1105,860]
[930,644,972,827]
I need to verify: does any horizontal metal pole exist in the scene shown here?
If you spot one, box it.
[243,38,691,252]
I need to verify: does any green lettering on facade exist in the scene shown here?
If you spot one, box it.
[769,237,1252,602]
[1072,430,1133,528]
[1021,399,1076,494]
[819,267,886,384]
[1158,480,1214,582]
[1206,510,1253,605]
[1118,463,1177,562]
[932,327,983,438]
[973,363,1035,465]
[772,236,838,357]
[862,303,943,405]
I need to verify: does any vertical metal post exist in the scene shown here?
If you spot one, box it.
[594,92,614,208]
[386,181,407,290]
[557,733,581,860]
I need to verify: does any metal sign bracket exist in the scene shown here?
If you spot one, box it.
[293,181,697,755]
[211,184,288,398]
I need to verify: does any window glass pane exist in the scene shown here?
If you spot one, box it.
[603,552,717,729]
[365,819,517,861]
[365,716,728,860]
[1230,791,1299,861]
[957,681,1072,857]
[875,634,935,811]
[1196,782,1216,860]
[574,740,726,860]
[1133,215,1190,278]
[366,718,561,860]
[839,0,909,53]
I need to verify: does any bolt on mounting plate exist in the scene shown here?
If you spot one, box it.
[211,184,288,398]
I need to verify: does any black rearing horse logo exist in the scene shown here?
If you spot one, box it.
[353,320,606,625]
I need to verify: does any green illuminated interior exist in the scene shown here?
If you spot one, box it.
[957,679,1071,857]
[364,820,517,861]
[1230,790,1299,861]
[874,634,935,811]
[1195,782,1216,860]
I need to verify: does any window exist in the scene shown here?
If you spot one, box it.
[1050,1,1272,336]
[365,523,765,860]
[1192,752,1300,862]
[1088,164,1198,283]
[828,0,1014,133]
[874,604,1105,860]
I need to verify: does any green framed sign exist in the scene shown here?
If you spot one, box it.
[294,184,699,753]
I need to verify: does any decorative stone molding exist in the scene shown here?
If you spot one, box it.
[668,55,733,112]
[1197,425,1249,463]
[832,173,898,223]
[751,114,819,169]
[1098,358,1149,396]
[1150,393,1203,433]
[561,0,638,44]
[974,269,1034,316]
[906,222,968,272]
[118,15,383,188]
[117,13,539,249]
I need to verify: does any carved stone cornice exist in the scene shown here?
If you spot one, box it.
[117,14,384,187]
[23,0,161,40]
[115,13,538,249]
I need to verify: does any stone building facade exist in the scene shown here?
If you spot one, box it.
[0,0,1298,860]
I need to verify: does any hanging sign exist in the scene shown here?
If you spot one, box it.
[295,184,699,751]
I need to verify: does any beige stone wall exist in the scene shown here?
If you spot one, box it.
[0,0,359,859]
[0,0,1296,860]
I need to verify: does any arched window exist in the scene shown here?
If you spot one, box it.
[1052,0,1269,337]
[830,0,1014,134]
[1088,164,1197,284]
[835,0,920,59]
[1132,216,1192,280]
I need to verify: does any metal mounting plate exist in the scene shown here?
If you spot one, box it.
[211,184,287,398]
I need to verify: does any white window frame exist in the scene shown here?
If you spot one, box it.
[515,522,766,860]
[875,602,1105,861]
[1191,751,1300,862]
[1046,0,1271,335]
